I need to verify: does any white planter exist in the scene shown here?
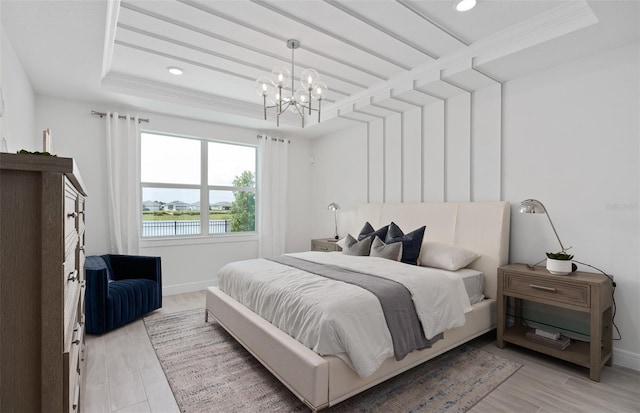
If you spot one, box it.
[546,258,572,275]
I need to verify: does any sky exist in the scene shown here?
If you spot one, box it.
[141,133,256,204]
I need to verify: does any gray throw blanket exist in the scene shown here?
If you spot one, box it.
[267,255,442,361]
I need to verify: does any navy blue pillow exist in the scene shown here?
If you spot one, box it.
[358,222,389,242]
[385,222,426,265]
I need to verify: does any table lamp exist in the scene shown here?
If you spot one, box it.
[327,202,340,240]
[520,198,571,269]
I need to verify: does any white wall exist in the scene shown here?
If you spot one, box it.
[35,96,312,294]
[309,43,639,370]
[1,24,35,152]
[504,43,639,370]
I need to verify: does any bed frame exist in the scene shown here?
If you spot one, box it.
[205,201,510,411]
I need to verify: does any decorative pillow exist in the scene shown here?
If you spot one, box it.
[370,236,402,261]
[384,222,426,265]
[341,234,372,256]
[358,222,389,242]
[420,242,480,271]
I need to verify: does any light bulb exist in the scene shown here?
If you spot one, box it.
[255,76,275,96]
[294,88,309,106]
[271,67,291,88]
[300,69,319,89]
[311,81,327,99]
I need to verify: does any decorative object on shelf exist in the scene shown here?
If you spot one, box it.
[545,251,574,275]
[17,149,56,156]
[525,329,570,350]
[519,198,572,269]
[1,137,8,153]
[43,128,51,153]
[327,202,340,240]
[256,39,328,128]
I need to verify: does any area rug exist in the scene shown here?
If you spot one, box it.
[144,309,521,412]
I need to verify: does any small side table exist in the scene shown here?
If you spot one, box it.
[497,263,613,381]
[311,238,342,252]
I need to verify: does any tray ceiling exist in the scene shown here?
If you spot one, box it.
[2,0,638,136]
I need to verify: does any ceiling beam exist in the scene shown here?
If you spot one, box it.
[251,0,412,71]
[177,0,385,84]
[323,0,438,60]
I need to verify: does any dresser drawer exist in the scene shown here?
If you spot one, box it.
[65,339,81,413]
[64,281,81,349]
[64,255,80,293]
[78,195,86,235]
[503,272,590,308]
[64,183,78,239]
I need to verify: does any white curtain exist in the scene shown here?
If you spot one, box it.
[258,136,289,258]
[105,112,141,254]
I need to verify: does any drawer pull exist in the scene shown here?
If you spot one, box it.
[67,212,78,218]
[68,270,78,282]
[529,284,557,293]
[319,247,328,251]
[72,382,80,409]
[72,323,83,345]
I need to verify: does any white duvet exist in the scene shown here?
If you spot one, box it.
[217,251,472,378]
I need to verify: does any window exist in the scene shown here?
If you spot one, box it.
[141,132,256,238]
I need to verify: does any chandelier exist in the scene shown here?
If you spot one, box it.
[256,39,328,128]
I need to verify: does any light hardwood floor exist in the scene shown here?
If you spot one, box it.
[81,291,640,412]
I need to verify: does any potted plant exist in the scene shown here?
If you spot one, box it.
[546,251,574,275]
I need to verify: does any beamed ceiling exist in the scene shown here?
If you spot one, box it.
[2,0,638,137]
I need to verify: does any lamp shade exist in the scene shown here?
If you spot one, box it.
[327,202,340,211]
[519,199,546,214]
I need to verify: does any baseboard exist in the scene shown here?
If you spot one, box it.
[613,347,640,372]
[163,280,216,296]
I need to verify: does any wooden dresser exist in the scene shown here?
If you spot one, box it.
[0,153,87,412]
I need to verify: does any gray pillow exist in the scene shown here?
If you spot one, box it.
[342,234,372,256]
[370,236,402,261]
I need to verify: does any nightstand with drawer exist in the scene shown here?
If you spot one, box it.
[311,238,342,252]
[497,264,613,381]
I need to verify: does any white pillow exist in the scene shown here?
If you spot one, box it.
[420,242,480,271]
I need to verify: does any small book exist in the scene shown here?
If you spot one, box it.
[525,330,571,350]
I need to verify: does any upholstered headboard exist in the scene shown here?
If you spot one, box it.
[355,202,510,299]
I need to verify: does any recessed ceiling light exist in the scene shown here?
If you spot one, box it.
[167,66,183,76]
[455,0,476,12]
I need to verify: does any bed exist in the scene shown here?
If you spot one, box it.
[205,201,510,411]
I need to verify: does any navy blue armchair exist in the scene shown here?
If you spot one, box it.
[85,254,162,334]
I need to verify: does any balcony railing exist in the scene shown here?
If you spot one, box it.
[142,219,230,237]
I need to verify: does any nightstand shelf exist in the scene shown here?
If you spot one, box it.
[502,324,593,368]
[497,264,613,381]
[311,238,342,252]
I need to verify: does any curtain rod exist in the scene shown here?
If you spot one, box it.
[257,134,290,144]
[91,110,150,123]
